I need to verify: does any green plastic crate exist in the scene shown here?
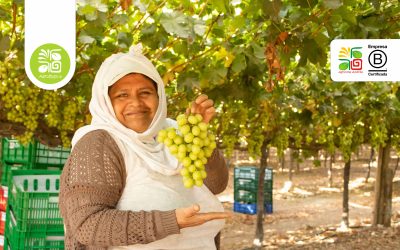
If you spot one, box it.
[234,166,273,192]
[234,166,273,181]
[4,213,64,250]
[7,170,63,232]
[0,162,30,186]
[234,178,273,192]
[1,138,35,165]
[234,189,273,203]
[34,143,70,169]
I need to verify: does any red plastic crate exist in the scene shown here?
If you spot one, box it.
[0,187,7,212]
[0,211,5,235]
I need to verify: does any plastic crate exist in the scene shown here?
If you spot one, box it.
[7,170,63,232]
[1,163,30,187]
[1,139,35,165]
[234,189,273,203]
[34,143,70,169]
[234,178,273,192]
[234,166,273,181]
[233,202,273,215]
[4,213,64,250]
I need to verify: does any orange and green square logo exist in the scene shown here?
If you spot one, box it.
[338,47,362,70]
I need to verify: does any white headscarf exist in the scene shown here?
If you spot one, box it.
[72,44,179,176]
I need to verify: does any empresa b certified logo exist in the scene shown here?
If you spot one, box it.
[331,39,400,82]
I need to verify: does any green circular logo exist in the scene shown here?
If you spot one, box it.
[30,43,70,84]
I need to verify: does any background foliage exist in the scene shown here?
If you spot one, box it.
[1,0,400,163]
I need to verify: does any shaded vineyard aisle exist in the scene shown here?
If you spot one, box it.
[218,150,400,249]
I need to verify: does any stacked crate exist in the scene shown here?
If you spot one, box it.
[0,138,70,249]
[233,166,273,215]
[0,138,35,250]
[4,170,64,249]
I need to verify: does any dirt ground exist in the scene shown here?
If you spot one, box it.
[217,157,400,249]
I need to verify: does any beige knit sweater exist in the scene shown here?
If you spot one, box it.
[59,129,228,249]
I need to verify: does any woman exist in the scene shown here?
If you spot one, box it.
[59,44,230,250]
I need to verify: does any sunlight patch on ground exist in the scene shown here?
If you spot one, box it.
[349,177,368,190]
[393,197,400,203]
[349,202,371,209]
[318,187,341,193]
[279,181,293,193]
[292,187,314,197]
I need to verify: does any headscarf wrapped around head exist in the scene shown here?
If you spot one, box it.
[72,44,180,175]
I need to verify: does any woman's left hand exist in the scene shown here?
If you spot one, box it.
[187,94,215,124]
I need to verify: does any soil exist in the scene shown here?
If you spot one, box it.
[217,158,400,249]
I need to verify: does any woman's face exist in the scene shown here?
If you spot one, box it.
[109,73,159,133]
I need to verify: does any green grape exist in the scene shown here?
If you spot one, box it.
[194,179,203,187]
[167,129,177,139]
[183,178,194,188]
[184,133,194,143]
[188,115,198,125]
[194,160,203,168]
[199,131,207,139]
[180,168,190,176]
[192,126,201,136]
[158,129,167,139]
[164,138,173,146]
[189,152,198,160]
[200,170,207,179]
[182,157,192,167]
[192,171,202,180]
[188,165,197,173]
[173,135,183,145]
[191,144,201,154]
[180,125,191,135]
[198,122,207,131]
[195,114,203,123]
[178,144,187,153]
[157,113,217,189]
[169,144,178,154]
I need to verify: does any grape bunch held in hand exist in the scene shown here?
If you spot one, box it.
[157,113,217,188]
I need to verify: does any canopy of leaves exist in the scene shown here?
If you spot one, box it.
[0,0,400,161]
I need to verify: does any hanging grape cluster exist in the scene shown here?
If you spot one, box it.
[157,113,217,188]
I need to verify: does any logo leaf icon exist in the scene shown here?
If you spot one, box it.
[352,51,362,58]
[339,62,349,70]
[38,65,48,73]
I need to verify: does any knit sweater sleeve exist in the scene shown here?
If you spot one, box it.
[59,130,180,248]
[203,149,229,195]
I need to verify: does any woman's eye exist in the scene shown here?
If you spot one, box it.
[117,93,128,98]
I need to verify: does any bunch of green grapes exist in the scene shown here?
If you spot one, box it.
[158,113,217,188]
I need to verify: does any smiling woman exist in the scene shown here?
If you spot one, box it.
[108,73,159,133]
[58,44,230,250]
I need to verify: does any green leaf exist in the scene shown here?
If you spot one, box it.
[251,43,264,60]
[112,14,129,25]
[335,6,357,25]
[133,0,148,12]
[194,19,207,36]
[232,53,246,73]
[0,36,10,51]
[78,34,95,44]
[323,0,342,10]
[212,0,227,13]
[160,12,192,38]
[117,32,133,48]
[339,62,349,70]
[295,0,318,8]
[352,51,362,58]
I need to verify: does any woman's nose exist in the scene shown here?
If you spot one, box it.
[127,94,142,106]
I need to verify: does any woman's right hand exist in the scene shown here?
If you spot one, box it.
[175,204,231,229]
